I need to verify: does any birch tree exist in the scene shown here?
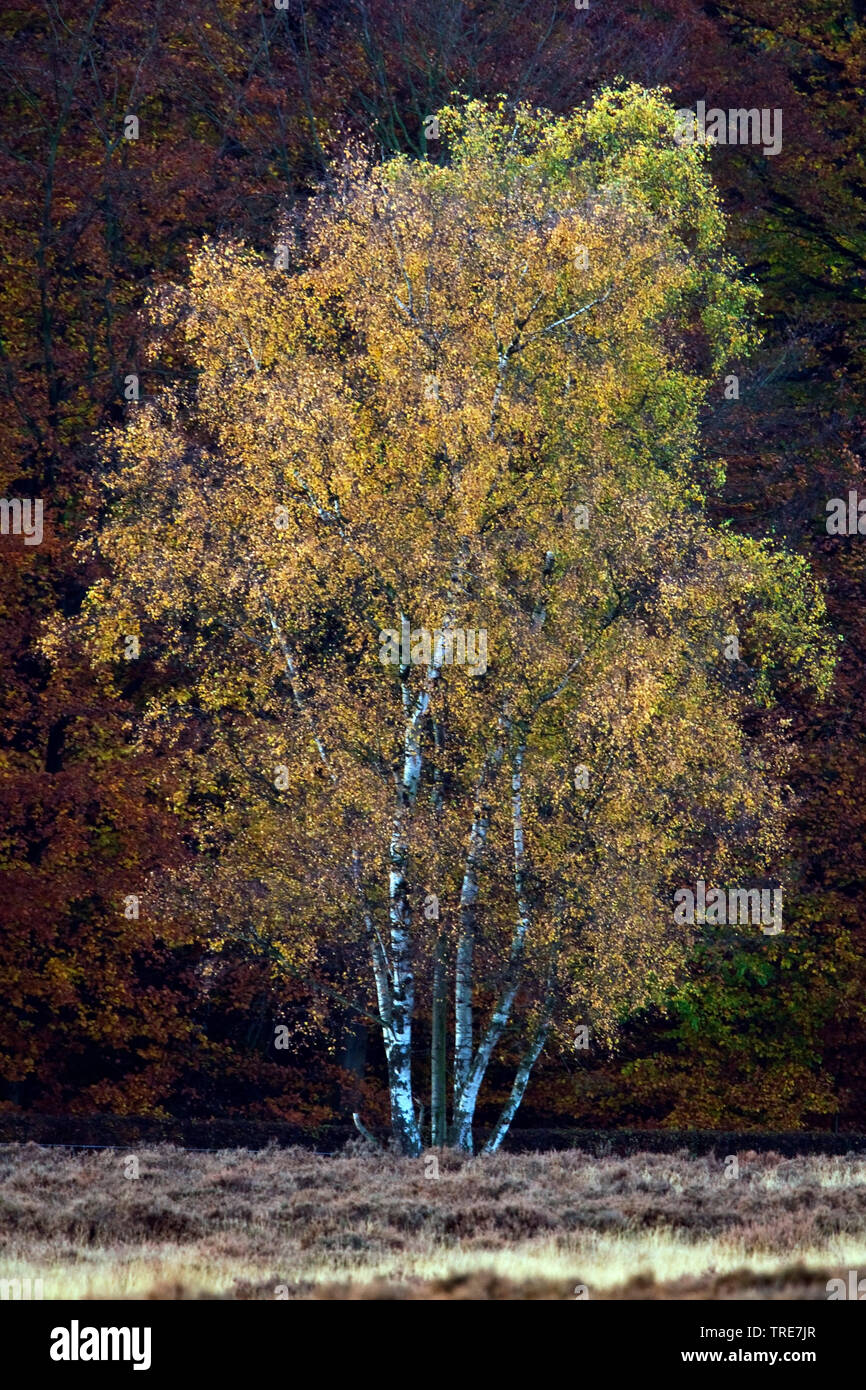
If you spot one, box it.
[71,88,834,1154]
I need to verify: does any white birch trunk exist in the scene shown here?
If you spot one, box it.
[263,596,334,776]
[453,804,487,1108]
[386,586,465,1154]
[452,739,530,1151]
[452,716,510,1123]
[482,1018,551,1154]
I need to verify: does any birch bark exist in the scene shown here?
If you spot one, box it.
[452,738,530,1150]
[452,713,511,1128]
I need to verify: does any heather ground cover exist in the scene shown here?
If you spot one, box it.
[1,1144,863,1300]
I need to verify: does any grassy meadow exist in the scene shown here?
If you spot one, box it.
[1,1143,864,1299]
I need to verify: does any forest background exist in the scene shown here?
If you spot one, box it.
[1,0,865,1135]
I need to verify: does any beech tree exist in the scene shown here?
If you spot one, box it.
[72,89,833,1153]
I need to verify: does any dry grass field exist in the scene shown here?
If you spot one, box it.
[1,1142,865,1300]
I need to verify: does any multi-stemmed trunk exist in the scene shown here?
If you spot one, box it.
[372,559,551,1154]
[370,715,553,1155]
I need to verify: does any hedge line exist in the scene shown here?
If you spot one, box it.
[1,1114,865,1155]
